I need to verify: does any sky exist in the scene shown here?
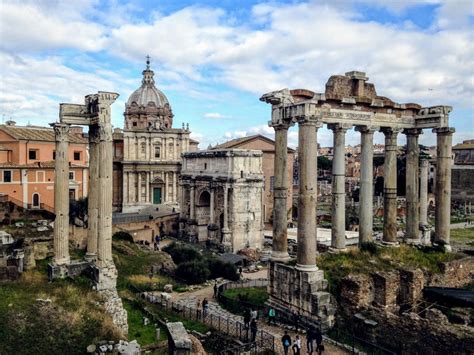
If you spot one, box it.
[0,0,473,148]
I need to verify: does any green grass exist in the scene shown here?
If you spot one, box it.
[451,228,474,242]
[317,243,461,294]
[123,300,167,345]
[222,287,269,308]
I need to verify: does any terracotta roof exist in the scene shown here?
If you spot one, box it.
[212,134,295,152]
[0,125,87,144]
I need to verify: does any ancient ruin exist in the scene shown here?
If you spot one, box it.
[48,91,128,333]
[261,71,454,328]
[180,149,264,251]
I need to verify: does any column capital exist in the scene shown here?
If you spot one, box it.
[89,124,101,144]
[98,123,113,142]
[269,119,294,130]
[403,128,423,136]
[432,127,455,135]
[328,123,352,132]
[296,115,323,128]
[380,127,403,136]
[52,123,70,143]
[355,125,379,134]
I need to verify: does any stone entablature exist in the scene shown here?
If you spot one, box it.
[180,150,264,252]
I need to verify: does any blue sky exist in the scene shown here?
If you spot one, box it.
[0,0,473,148]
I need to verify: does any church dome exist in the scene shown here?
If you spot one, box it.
[126,65,169,107]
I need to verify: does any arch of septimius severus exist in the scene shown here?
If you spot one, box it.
[262,71,453,328]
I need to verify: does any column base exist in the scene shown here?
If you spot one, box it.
[380,240,400,247]
[84,253,97,262]
[405,238,421,245]
[48,260,90,281]
[270,250,292,262]
[54,257,70,266]
[295,263,319,272]
[328,247,348,254]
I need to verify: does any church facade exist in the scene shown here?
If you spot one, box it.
[113,60,198,212]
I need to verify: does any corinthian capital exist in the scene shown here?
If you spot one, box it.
[52,123,70,143]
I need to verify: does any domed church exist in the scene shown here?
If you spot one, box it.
[113,58,198,212]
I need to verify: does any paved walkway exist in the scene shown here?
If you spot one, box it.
[170,270,348,354]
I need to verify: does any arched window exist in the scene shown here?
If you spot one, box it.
[32,193,40,208]
[154,145,161,158]
[141,142,146,155]
[198,191,211,206]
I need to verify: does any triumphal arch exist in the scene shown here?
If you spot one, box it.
[261,71,454,328]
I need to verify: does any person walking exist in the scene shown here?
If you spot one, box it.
[202,298,209,318]
[196,299,202,320]
[282,331,292,355]
[268,306,276,325]
[251,308,258,321]
[306,327,315,354]
[293,312,301,332]
[250,318,258,342]
[244,309,251,329]
[213,281,218,298]
[315,327,324,354]
[292,335,302,355]
[239,266,243,279]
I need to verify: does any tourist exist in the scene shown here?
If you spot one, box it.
[244,309,251,329]
[213,281,218,298]
[239,266,243,278]
[292,335,302,355]
[293,312,301,332]
[315,327,324,354]
[268,306,276,325]
[196,299,202,319]
[202,298,209,318]
[282,331,292,355]
[251,308,258,321]
[250,318,258,342]
[306,327,315,354]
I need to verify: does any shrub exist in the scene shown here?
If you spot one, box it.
[207,258,239,281]
[175,261,210,284]
[163,243,202,265]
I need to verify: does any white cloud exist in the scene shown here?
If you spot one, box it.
[204,112,228,119]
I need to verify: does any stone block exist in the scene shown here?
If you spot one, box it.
[371,271,399,312]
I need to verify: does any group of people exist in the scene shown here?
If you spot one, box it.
[281,328,324,355]
[196,298,210,319]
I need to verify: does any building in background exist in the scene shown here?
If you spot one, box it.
[0,122,88,210]
[452,139,474,202]
[212,135,295,224]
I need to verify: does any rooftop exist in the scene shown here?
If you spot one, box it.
[0,124,87,144]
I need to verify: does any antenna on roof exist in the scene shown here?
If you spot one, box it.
[146,55,151,70]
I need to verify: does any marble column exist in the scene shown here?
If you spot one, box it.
[296,117,321,271]
[164,172,169,203]
[270,121,293,262]
[223,184,229,230]
[53,123,70,265]
[210,187,215,224]
[381,128,400,244]
[190,183,195,219]
[356,125,377,245]
[97,122,114,267]
[328,123,350,250]
[173,172,177,202]
[433,127,455,251]
[404,128,422,243]
[145,171,150,203]
[419,159,430,243]
[137,172,142,203]
[86,124,100,261]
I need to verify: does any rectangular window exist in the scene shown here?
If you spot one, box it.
[154,146,161,158]
[270,176,275,192]
[73,151,81,161]
[3,170,12,183]
[52,151,56,160]
[29,149,37,160]
[69,172,75,180]
[36,171,45,182]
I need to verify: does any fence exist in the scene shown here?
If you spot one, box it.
[140,292,275,352]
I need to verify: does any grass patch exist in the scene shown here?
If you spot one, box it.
[451,228,474,242]
[222,287,268,308]
[123,300,167,345]
[317,243,461,294]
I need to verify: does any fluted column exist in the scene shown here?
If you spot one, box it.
[270,121,293,262]
[381,128,401,244]
[97,122,114,267]
[53,123,70,265]
[356,126,377,245]
[296,117,321,272]
[419,159,429,225]
[86,124,100,261]
[328,123,350,250]
[433,127,455,251]
[404,129,422,243]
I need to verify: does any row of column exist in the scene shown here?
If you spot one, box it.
[187,183,230,231]
[270,120,455,266]
[53,122,114,268]
[123,171,178,204]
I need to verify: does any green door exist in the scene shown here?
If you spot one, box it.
[153,188,162,204]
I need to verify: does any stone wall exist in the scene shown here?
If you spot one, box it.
[429,257,474,288]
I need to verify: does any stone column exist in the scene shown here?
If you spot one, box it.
[137,172,142,203]
[209,187,215,224]
[86,124,100,261]
[296,117,321,271]
[328,123,350,251]
[270,121,293,262]
[165,172,169,203]
[404,129,422,243]
[145,171,150,203]
[173,172,177,202]
[419,159,430,244]
[97,122,114,267]
[222,183,231,249]
[433,127,455,251]
[356,126,377,245]
[190,183,195,219]
[53,123,70,265]
[381,128,400,245]
[123,172,129,205]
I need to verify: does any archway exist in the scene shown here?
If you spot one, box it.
[32,193,40,208]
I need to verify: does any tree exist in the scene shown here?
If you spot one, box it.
[69,197,88,226]
[175,261,210,284]
[317,156,332,171]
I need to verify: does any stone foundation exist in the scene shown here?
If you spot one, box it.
[267,262,335,330]
[92,264,118,291]
[48,260,90,280]
[100,288,128,335]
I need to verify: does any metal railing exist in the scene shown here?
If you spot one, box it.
[140,292,275,352]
